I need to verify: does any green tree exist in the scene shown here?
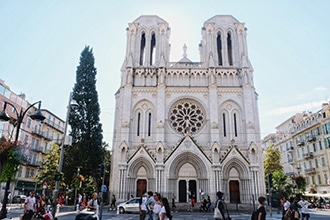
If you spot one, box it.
[39,143,60,193]
[264,144,283,175]
[272,171,293,198]
[63,46,104,190]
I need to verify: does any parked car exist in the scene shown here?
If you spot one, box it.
[117,197,140,214]
[12,195,27,204]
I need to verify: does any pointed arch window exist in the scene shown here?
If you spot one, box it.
[217,33,223,66]
[137,112,141,136]
[148,112,152,136]
[227,32,233,66]
[234,113,237,137]
[223,113,226,137]
[140,33,146,66]
[150,33,156,65]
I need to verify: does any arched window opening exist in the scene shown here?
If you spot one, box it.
[140,33,146,65]
[227,33,233,66]
[137,112,141,136]
[234,113,237,137]
[150,33,156,65]
[148,112,152,136]
[217,33,223,66]
[223,113,226,137]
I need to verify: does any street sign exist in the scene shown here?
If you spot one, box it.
[102,185,107,192]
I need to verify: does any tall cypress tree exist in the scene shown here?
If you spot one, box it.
[64,46,104,190]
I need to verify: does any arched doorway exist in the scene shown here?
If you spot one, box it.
[229,180,240,203]
[177,163,197,202]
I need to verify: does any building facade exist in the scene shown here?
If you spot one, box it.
[0,79,64,198]
[263,103,330,196]
[110,15,265,203]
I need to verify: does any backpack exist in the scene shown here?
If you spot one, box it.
[251,209,259,220]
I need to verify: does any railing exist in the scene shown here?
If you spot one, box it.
[303,152,313,159]
[297,141,305,146]
[308,136,316,142]
[43,118,64,132]
[305,167,316,174]
[288,158,294,163]
[31,129,53,141]
[287,146,294,151]
[31,146,44,153]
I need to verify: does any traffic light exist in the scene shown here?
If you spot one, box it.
[98,163,105,177]
[54,172,62,181]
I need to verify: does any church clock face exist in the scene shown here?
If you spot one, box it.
[169,99,205,134]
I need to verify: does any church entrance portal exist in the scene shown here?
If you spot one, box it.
[136,179,147,197]
[229,180,240,203]
[178,180,196,202]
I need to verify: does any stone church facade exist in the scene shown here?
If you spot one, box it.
[110,15,266,203]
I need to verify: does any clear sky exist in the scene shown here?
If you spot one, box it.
[1,0,330,145]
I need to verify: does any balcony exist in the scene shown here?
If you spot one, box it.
[286,146,294,152]
[307,136,316,142]
[43,118,64,132]
[30,146,44,153]
[303,152,313,159]
[25,160,42,167]
[305,167,316,174]
[288,158,294,164]
[297,141,305,146]
[31,129,53,141]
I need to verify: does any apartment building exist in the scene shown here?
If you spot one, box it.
[0,79,64,198]
[263,103,330,196]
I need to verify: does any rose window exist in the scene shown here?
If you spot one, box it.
[169,100,205,134]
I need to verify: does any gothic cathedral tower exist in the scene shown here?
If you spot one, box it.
[110,15,265,203]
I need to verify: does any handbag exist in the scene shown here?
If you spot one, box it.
[294,210,300,219]
[213,207,222,219]
[213,200,223,219]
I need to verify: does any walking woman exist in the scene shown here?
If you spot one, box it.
[159,197,172,220]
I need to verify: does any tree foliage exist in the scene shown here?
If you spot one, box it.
[63,46,104,190]
[39,144,61,190]
[264,144,283,175]
[272,171,293,198]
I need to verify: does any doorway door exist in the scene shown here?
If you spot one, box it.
[136,179,147,197]
[178,180,187,202]
[189,180,197,200]
[229,180,240,203]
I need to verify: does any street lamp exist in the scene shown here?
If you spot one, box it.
[52,92,78,217]
[0,100,45,219]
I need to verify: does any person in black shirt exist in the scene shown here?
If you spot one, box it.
[256,196,267,220]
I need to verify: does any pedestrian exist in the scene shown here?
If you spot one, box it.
[252,196,267,220]
[23,191,36,220]
[110,194,116,210]
[298,195,311,220]
[36,193,46,214]
[206,195,211,211]
[159,197,172,220]
[76,193,82,210]
[153,192,162,220]
[139,190,148,220]
[87,192,99,212]
[289,198,300,220]
[146,191,156,220]
[282,196,291,220]
[171,195,176,213]
[214,191,225,220]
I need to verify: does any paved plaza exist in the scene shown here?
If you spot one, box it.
[4,203,330,220]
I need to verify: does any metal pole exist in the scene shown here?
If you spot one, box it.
[52,92,72,217]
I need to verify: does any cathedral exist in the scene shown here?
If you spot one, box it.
[110,15,266,204]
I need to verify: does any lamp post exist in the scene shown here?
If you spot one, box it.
[0,100,45,219]
[74,166,81,209]
[52,92,78,217]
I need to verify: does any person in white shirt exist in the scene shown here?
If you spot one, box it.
[159,197,172,220]
[282,196,291,219]
[87,192,98,212]
[298,196,311,220]
[152,192,162,220]
[23,191,36,220]
[139,191,148,220]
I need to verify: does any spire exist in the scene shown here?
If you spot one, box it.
[183,44,188,58]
